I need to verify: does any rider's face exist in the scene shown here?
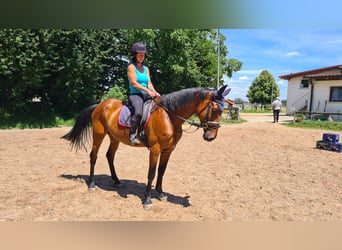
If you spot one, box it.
[136,52,145,63]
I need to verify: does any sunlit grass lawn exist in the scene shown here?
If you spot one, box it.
[0,112,75,129]
[284,120,342,131]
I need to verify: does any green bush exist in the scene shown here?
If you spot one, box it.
[101,85,127,101]
[294,112,305,122]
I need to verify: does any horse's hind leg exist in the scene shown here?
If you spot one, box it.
[106,137,121,186]
[88,125,106,190]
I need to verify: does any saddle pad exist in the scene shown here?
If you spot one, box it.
[118,102,153,128]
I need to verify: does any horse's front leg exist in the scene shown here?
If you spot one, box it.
[143,148,160,209]
[155,151,172,201]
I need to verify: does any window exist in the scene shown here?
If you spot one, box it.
[300,79,309,88]
[330,87,342,102]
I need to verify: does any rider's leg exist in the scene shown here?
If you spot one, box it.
[128,94,143,145]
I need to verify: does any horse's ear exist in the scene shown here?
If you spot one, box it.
[214,85,231,99]
[221,87,231,97]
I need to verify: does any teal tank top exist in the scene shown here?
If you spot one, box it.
[128,64,149,94]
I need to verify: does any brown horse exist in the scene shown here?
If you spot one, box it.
[62,85,230,209]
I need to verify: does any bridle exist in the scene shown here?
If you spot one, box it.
[154,95,222,131]
[194,98,222,130]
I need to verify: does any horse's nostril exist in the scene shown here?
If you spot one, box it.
[203,133,216,141]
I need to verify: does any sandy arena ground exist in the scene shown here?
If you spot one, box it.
[0,113,341,221]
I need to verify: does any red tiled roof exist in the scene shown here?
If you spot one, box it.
[279,65,342,80]
[304,73,342,80]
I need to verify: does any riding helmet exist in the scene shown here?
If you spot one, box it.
[131,42,147,55]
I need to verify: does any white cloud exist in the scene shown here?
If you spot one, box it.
[238,76,250,81]
[277,79,286,86]
[238,69,263,75]
[285,51,301,57]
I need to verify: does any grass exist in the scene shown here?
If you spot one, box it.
[0,111,75,129]
[239,108,288,114]
[284,120,342,131]
[187,114,247,126]
[239,109,272,113]
[224,110,341,131]
[220,117,247,125]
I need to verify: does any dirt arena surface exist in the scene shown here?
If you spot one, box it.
[0,113,341,221]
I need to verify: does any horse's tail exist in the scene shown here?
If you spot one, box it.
[61,104,98,152]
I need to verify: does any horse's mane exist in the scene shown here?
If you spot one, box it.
[160,87,210,111]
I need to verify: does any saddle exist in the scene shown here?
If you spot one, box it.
[118,99,153,128]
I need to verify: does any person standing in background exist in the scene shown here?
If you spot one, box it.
[271,97,282,123]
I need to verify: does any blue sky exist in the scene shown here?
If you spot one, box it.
[221,29,342,102]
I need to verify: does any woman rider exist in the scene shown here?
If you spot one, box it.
[127,42,160,145]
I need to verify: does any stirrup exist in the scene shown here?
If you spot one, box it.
[129,133,140,145]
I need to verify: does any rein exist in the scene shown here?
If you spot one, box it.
[154,96,221,131]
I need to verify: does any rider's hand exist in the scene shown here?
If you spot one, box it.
[147,89,155,97]
[147,89,160,98]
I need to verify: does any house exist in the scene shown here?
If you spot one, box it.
[279,65,342,120]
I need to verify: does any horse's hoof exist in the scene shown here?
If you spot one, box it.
[158,192,168,202]
[143,197,153,210]
[88,183,96,191]
[143,203,153,210]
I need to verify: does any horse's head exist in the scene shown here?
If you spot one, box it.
[196,85,231,141]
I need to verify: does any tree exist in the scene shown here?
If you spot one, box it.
[1,29,242,122]
[234,98,244,104]
[247,70,279,105]
[0,29,124,118]
[43,29,123,118]
[225,58,242,78]
[124,29,242,93]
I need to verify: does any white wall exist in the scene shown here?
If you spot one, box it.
[312,80,342,120]
[286,76,309,115]
[286,68,342,116]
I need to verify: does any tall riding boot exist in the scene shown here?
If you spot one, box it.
[129,117,141,145]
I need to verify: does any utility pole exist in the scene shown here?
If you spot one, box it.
[217,28,220,89]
